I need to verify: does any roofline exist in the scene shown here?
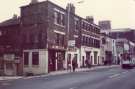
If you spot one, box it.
[20,0,100,29]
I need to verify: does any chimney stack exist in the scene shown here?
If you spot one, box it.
[30,0,38,4]
[66,3,75,14]
[86,16,94,24]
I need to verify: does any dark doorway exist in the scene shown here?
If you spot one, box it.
[48,50,56,72]
[48,50,65,72]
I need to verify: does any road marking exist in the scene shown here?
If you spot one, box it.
[69,87,77,89]
[109,74,120,78]
[122,71,128,74]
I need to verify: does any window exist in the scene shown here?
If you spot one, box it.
[56,33,60,45]
[102,38,106,44]
[61,14,65,26]
[82,22,85,29]
[24,52,29,65]
[75,37,78,46]
[54,11,65,26]
[55,33,65,46]
[61,35,64,45]
[75,19,79,31]
[86,37,88,46]
[82,36,85,45]
[57,12,61,24]
[54,11,58,24]
[32,52,39,65]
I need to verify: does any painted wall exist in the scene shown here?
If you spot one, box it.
[80,46,100,66]
[23,49,48,75]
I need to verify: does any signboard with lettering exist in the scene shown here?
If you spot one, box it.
[68,40,75,47]
[4,54,14,61]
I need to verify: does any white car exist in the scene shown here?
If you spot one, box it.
[121,60,133,69]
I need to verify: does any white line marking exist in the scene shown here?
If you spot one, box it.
[69,87,77,89]
[109,74,120,78]
[122,71,128,74]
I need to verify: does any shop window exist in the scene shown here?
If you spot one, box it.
[24,52,29,65]
[74,54,78,60]
[32,52,39,65]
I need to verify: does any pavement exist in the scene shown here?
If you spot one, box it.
[0,65,119,81]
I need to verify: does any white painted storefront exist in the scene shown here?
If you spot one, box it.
[66,48,80,68]
[66,46,101,68]
[80,46,101,66]
[23,49,48,75]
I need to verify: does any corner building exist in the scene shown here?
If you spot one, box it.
[20,0,101,74]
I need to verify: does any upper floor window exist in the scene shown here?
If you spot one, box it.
[102,38,106,44]
[55,33,65,46]
[54,11,65,26]
[75,19,79,31]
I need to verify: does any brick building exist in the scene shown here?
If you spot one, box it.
[0,0,101,75]
[0,16,23,75]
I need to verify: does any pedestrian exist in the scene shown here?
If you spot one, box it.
[67,60,72,72]
[85,59,91,68]
[72,59,77,72]
[88,59,91,68]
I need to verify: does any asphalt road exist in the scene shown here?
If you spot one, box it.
[0,66,135,89]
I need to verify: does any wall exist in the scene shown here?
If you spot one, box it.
[23,49,48,75]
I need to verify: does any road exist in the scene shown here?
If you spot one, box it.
[0,66,135,89]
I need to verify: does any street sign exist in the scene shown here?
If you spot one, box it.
[68,40,75,47]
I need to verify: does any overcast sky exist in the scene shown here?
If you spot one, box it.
[0,0,135,29]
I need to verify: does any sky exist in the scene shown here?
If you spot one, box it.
[0,0,135,29]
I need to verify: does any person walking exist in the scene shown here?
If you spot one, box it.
[72,59,77,72]
[67,60,72,72]
[85,59,91,68]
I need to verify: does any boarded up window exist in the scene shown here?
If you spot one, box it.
[24,52,29,65]
[32,52,39,65]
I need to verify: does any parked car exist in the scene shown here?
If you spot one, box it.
[131,58,135,67]
[121,60,133,69]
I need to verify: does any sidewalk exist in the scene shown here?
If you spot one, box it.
[49,65,119,76]
[0,65,119,81]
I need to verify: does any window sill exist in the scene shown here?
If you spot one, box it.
[54,23,65,28]
[32,65,39,68]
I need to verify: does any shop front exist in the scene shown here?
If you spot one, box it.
[48,49,66,72]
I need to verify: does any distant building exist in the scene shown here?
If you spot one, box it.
[110,28,135,43]
[100,33,117,65]
[98,20,111,35]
